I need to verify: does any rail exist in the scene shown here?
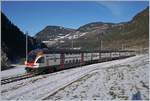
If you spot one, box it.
[1,73,38,85]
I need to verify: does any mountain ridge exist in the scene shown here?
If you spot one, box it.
[34,25,75,41]
[34,7,149,49]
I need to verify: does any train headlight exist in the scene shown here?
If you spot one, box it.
[24,61,27,65]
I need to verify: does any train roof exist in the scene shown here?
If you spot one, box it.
[28,48,135,55]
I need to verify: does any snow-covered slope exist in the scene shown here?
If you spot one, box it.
[1,54,149,100]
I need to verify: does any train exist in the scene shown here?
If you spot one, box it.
[24,48,136,74]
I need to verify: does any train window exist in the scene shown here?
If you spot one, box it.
[65,61,68,64]
[27,54,36,62]
[76,59,78,63]
[73,59,75,63]
[79,59,80,62]
[69,60,72,63]
[53,57,57,62]
[37,57,44,63]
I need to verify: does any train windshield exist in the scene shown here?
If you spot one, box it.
[27,54,36,62]
[36,57,44,63]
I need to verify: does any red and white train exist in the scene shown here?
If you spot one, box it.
[25,48,135,74]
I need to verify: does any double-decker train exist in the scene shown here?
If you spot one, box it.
[25,48,136,74]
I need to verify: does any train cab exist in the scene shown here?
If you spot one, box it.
[25,50,45,72]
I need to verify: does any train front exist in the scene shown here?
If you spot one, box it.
[24,49,44,73]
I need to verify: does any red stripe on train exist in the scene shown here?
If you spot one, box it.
[81,53,84,64]
[60,53,64,69]
[26,61,34,68]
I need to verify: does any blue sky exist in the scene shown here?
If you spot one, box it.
[1,1,149,36]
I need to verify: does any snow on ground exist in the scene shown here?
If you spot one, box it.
[1,54,149,100]
[1,65,26,79]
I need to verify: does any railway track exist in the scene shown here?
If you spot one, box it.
[1,55,138,100]
[1,56,134,85]
[1,73,37,85]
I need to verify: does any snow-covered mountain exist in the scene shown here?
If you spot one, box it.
[34,7,149,49]
[34,26,75,42]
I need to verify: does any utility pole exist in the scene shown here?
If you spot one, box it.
[122,43,127,50]
[99,32,103,60]
[77,32,79,49]
[121,44,124,50]
[71,36,73,49]
[100,39,103,51]
[26,32,28,62]
[99,32,103,51]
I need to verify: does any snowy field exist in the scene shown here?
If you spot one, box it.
[1,65,26,79]
[1,54,149,100]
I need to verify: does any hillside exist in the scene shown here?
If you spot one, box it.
[35,26,75,42]
[1,12,46,69]
[72,7,149,49]
[77,22,114,32]
[74,7,149,48]
[103,7,149,49]
[35,7,149,50]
